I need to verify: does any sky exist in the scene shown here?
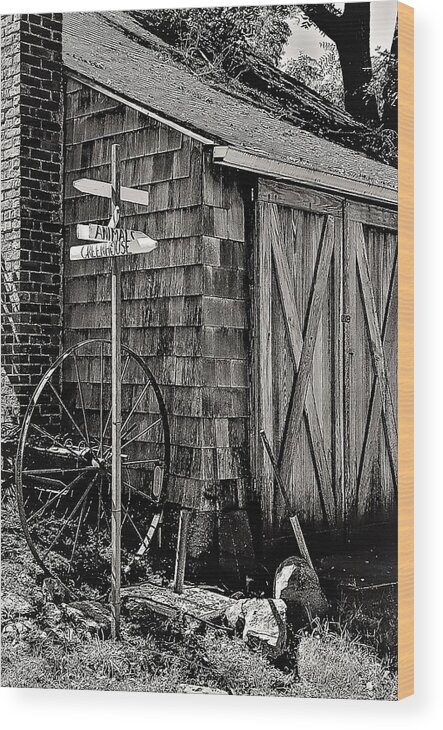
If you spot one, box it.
[283,1,398,63]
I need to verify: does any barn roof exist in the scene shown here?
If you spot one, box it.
[62,11,397,203]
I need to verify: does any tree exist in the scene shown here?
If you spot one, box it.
[295,3,380,125]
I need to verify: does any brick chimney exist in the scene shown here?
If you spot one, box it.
[1,13,63,421]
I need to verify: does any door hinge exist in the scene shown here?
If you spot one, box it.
[341,314,351,323]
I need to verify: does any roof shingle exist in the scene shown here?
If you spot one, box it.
[62,11,397,194]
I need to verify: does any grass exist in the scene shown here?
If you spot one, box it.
[1,500,397,700]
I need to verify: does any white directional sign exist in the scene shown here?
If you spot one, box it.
[73,178,150,207]
[70,223,157,261]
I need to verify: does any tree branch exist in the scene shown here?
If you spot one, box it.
[299,4,342,42]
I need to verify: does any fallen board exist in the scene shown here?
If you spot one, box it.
[120,582,237,624]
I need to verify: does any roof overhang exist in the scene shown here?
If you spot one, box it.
[213,146,398,206]
[65,69,398,207]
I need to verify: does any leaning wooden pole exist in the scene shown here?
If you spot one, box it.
[260,429,314,570]
[110,144,122,639]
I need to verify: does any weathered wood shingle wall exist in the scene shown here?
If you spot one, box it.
[63,80,250,516]
[63,79,205,504]
[199,152,250,509]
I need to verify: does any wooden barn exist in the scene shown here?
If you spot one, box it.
[2,11,398,563]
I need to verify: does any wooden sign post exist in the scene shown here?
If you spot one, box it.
[71,144,157,640]
[110,144,122,640]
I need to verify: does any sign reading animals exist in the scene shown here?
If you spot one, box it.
[70,223,157,260]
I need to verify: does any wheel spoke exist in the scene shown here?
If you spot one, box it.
[105,469,156,503]
[121,418,162,450]
[121,381,151,438]
[102,422,137,460]
[102,353,130,443]
[26,469,96,525]
[42,474,98,559]
[122,459,159,466]
[73,351,91,448]
[23,474,68,490]
[99,342,104,458]
[121,503,144,544]
[23,467,90,476]
[68,498,87,571]
[47,381,88,446]
[97,477,103,541]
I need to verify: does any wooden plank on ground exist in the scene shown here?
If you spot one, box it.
[120,582,236,624]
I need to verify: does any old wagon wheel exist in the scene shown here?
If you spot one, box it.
[15,338,170,596]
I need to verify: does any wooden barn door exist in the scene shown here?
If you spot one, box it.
[343,202,398,527]
[254,182,398,538]
[255,181,343,536]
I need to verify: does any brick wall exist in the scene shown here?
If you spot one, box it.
[1,13,63,421]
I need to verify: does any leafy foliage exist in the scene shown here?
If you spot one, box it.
[367,43,398,129]
[130,6,291,74]
[285,42,345,109]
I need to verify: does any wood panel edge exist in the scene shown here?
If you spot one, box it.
[398,0,414,701]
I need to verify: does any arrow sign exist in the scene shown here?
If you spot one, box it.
[73,178,150,207]
[70,224,157,261]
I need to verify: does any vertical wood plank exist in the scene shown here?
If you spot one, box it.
[332,211,344,524]
[342,203,357,527]
[355,224,398,485]
[279,216,334,509]
[271,205,335,526]
[258,203,274,532]
[357,250,398,502]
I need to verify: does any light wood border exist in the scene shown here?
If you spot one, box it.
[398,1,414,700]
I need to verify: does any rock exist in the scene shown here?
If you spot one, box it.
[1,592,35,618]
[42,577,67,605]
[42,601,63,626]
[63,600,111,637]
[178,684,229,695]
[224,597,287,657]
[14,621,30,634]
[273,556,328,628]
[224,601,244,632]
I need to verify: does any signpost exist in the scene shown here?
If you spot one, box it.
[70,225,157,261]
[73,177,150,207]
[72,144,156,640]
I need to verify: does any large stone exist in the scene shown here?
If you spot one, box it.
[1,592,35,618]
[42,577,67,605]
[273,556,328,628]
[42,601,63,627]
[63,600,111,637]
[224,597,287,657]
